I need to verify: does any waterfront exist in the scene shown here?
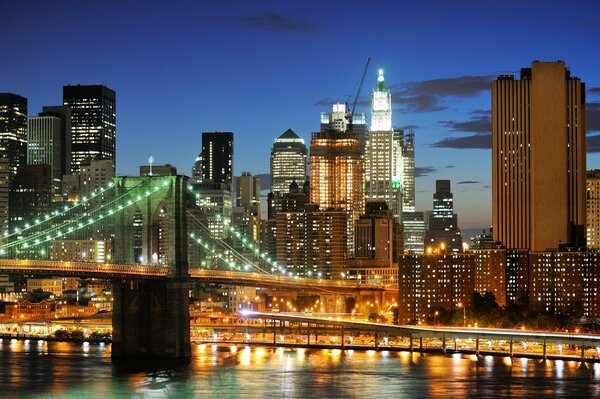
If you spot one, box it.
[1,340,600,398]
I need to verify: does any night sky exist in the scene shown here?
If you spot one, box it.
[2,0,600,232]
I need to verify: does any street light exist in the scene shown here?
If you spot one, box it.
[434,310,439,326]
[458,303,466,327]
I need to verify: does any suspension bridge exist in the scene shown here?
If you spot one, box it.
[0,174,384,359]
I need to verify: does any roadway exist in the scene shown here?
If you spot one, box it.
[0,259,384,293]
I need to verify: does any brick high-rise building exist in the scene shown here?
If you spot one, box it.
[492,61,586,251]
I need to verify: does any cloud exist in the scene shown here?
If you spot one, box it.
[431,133,492,149]
[588,102,600,132]
[388,75,493,113]
[588,135,600,153]
[314,97,339,107]
[588,87,600,96]
[439,114,491,134]
[415,166,437,177]
[445,165,455,168]
[400,124,419,130]
[432,109,492,149]
[227,12,317,33]
[457,180,480,184]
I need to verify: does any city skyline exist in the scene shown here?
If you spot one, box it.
[2,1,600,232]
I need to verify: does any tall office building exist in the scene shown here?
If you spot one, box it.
[587,170,600,248]
[200,131,233,187]
[310,129,365,255]
[424,180,463,252]
[236,171,261,215]
[0,93,28,185]
[492,61,586,251]
[0,159,9,236]
[402,130,415,212]
[270,129,308,195]
[63,85,116,173]
[403,211,426,254]
[366,68,402,220]
[27,106,71,197]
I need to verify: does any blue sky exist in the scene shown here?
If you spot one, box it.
[2,0,600,231]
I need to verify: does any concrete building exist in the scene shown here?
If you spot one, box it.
[401,130,416,212]
[50,240,112,262]
[353,201,402,266]
[62,159,115,202]
[192,181,232,239]
[236,171,260,216]
[9,164,53,227]
[63,85,116,173]
[0,158,9,236]
[587,170,600,248]
[492,61,586,251]
[27,106,71,198]
[27,278,63,297]
[140,164,177,176]
[270,129,308,195]
[276,204,347,278]
[424,180,463,252]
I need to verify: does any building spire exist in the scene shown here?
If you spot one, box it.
[377,67,387,92]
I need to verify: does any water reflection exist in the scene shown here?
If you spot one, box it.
[0,341,599,398]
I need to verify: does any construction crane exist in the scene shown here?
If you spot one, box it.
[345,57,371,132]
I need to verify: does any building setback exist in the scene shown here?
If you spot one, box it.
[492,61,586,251]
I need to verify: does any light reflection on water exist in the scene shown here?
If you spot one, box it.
[0,342,599,398]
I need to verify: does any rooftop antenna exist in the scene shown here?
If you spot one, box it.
[148,154,154,176]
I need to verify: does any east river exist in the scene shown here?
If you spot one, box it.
[2,340,600,398]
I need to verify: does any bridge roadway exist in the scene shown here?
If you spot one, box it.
[0,260,383,293]
[241,312,600,358]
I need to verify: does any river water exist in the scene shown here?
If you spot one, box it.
[1,339,600,398]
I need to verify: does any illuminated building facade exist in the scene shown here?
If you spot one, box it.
[276,204,347,278]
[401,129,415,212]
[50,240,112,263]
[309,129,364,256]
[424,180,463,252]
[270,129,308,195]
[587,170,600,248]
[0,93,28,185]
[192,181,231,239]
[366,68,402,220]
[63,85,116,173]
[492,61,586,251]
[403,211,426,254]
[0,158,9,236]
[27,106,71,197]
[200,131,233,187]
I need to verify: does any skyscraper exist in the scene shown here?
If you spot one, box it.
[27,106,71,197]
[270,129,308,195]
[424,180,463,252]
[365,68,402,220]
[492,61,586,251]
[0,93,28,185]
[402,129,415,212]
[236,171,261,215]
[200,131,233,187]
[587,170,600,248]
[63,85,116,173]
[310,129,365,255]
